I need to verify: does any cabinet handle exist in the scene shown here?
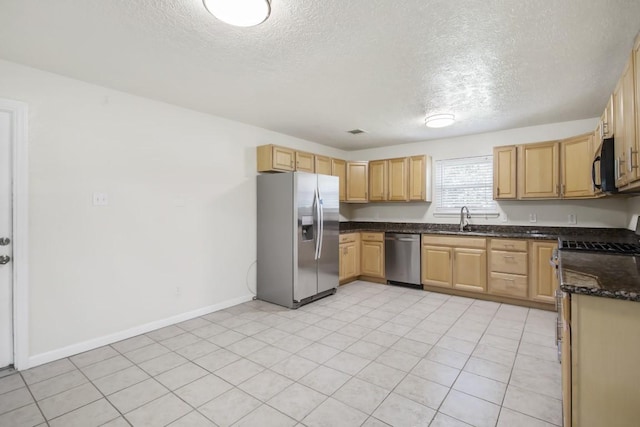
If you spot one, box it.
[503,255,515,260]
[556,184,560,195]
[497,187,500,197]
[290,160,294,167]
[561,184,565,196]
[629,147,638,171]
[602,121,608,137]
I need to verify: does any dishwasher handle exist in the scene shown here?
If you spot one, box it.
[385,234,419,242]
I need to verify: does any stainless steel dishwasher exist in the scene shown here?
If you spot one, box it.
[385,233,421,286]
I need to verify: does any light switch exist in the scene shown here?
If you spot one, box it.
[92,192,109,206]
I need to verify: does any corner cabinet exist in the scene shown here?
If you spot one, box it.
[360,232,385,278]
[493,145,517,199]
[346,161,369,202]
[529,241,559,304]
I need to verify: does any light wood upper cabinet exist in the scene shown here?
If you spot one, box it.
[600,95,614,141]
[493,145,517,199]
[422,245,453,288]
[360,233,384,278]
[257,145,295,172]
[409,155,431,201]
[295,151,315,173]
[453,248,487,293]
[613,55,636,187]
[388,157,409,201]
[635,37,640,184]
[368,160,388,202]
[529,241,558,304]
[315,155,332,175]
[346,161,369,202]
[561,133,594,198]
[331,159,347,201]
[518,141,560,199]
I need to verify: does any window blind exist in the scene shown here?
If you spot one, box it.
[435,155,497,214]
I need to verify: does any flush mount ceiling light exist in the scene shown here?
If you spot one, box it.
[425,113,455,128]
[203,0,271,27]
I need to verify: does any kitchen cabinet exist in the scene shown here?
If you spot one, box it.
[488,239,528,299]
[332,158,347,201]
[613,55,636,188]
[315,155,332,175]
[388,157,409,201]
[346,161,369,202]
[529,241,558,304]
[257,145,296,172]
[360,232,384,278]
[368,160,388,202]
[409,155,431,202]
[568,294,640,427]
[560,133,594,198]
[295,151,315,173]
[517,141,560,199]
[493,145,517,199]
[422,235,486,292]
[339,233,359,283]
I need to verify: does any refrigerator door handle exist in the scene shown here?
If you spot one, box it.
[314,187,321,260]
[318,187,324,259]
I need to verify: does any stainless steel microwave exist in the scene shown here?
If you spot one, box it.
[592,136,617,194]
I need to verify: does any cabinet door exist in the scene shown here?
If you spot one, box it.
[315,155,332,175]
[345,243,358,279]
[388,158,409,201]
[518,141,560,198]
[635,39,640,184]
[368,160,388,201]
[421,245,453,288]
[409,155,429,201]
[561,133,594,198]
[361,240,384,278]
[529,241,558,304]
[613,59,630,187]
[622,53,638,184]
[332,159,347,201]
[339,244,347,281]
[273,146,296,171]
[346,161,369,202]
[296,151,315,173]
[493,146,517,199]
[453,248,487,293]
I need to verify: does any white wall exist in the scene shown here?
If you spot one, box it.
[0,59,349,362]
[345,119,629,228]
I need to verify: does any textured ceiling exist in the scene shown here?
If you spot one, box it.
[1,0,639,150]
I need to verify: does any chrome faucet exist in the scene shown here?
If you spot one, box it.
[459,206,471,231]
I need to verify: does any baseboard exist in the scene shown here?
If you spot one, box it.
[27,294,254,369]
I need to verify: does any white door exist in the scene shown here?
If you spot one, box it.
[0,110,13,368]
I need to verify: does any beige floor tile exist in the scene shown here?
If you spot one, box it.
[299,365,351,395]
[271,334,313,353]
[303,397,368,427]
[318,332,359,350]
[395,374,449,409]
[38,382,101,420]
[198,388,261,426]
[92,365,149,396]
[237,370,293,401]
[21,359,77,385]
[107,378,168,414]
[0,403,45,426]
[138,352,188,376]
[430,412,473,426]
[479,334,520,353]
[124,343,170,364]
[226,337,268,357]
[296,343,341,364]
[372,392,435,427]
[391,337,433,357]
[361,416,392,426]
[174,374,233,407]
[452,371,507,405]
[80,355,133,381]
[155,362,208,390]
[333,377,389,414]
[245,345,291,368]
[215,359,264,385]
[233,404,296,427]
[517,341,558,363]
[49,398,119,427]
[427,346,469,369]
[29,369,88,400]
[357,362,406,390]
[270,354,319,381]
[175,317,212,332]
[175,340,219,360]
[509,367,562,400]
[101,417,131,427]
[193,348,240,372]
[345,340,386,360]
[294,325,332,341]
[111,335,155,354]
[146,325,185,342]
[502,385,562,426]
[70,346,119,368]
[252,328,291,345]
[0,374,25,395]
[440,390,500,427]
[411,359,460,387]
[168,410,216,426]
[472,344,516,367]
[206,329,245,346]
[437,336,477,356]
[497,407,557,427]
[375,348,420,372]
[160,333,201,351]
[125,393,191,426]
[267,383,326,421]
[463,357,512,383]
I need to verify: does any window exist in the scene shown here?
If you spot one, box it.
[435,155,497,214]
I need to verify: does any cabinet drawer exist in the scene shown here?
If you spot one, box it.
[339,233,357,244]
[490,239,527,252]
[361,232,384,242]
[491,250,528,275]
[489,272,528,299]
[422,235,486,249]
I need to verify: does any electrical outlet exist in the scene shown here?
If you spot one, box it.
[92,192,109,206]
[529,213,537,223]
[568,214,577,225]
[501,213,508,223]
[175,286,181,297]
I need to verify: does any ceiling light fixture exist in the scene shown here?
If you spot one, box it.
[203,0,271,27]
[425,113,455,128]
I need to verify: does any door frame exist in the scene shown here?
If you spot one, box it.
[0,99,29,370]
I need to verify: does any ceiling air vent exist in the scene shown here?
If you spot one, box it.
[347,129,367,135]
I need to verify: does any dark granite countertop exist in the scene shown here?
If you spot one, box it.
[559,251,640,302]
[339,221,637,242]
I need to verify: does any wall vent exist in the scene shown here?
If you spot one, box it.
[347,129,367,135]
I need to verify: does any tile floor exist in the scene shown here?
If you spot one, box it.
[0,281,562,427]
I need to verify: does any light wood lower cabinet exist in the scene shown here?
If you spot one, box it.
[453,248,487,293]
[422,235,486,293]
[529,241,559,304]
[361,232,384,278]
[421,245,453,287]
[339,233,360,282]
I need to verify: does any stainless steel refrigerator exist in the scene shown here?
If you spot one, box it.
[257,172,339,308]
